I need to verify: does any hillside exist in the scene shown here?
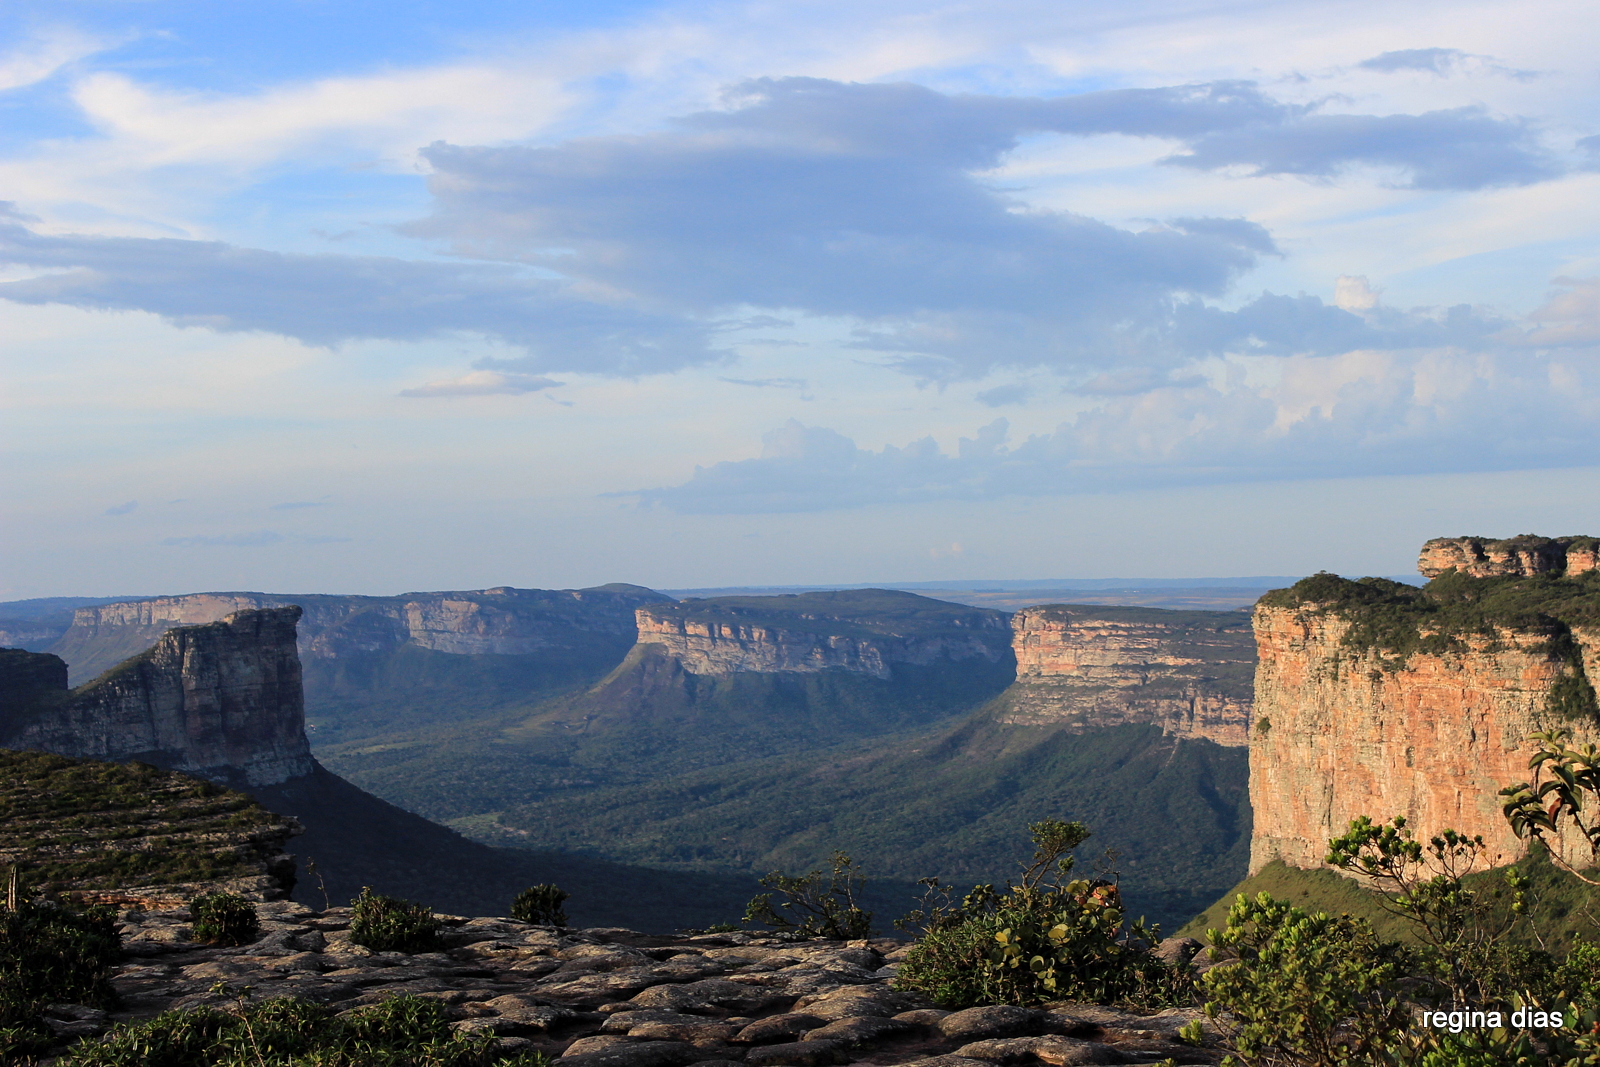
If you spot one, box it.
[0,748,297,904]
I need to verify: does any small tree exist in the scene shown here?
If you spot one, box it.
[510,884,569,927]
[1324,814,1527,1001]
[744,851,872,939]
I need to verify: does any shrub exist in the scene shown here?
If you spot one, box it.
[1200,892,1413,1067]
[189,891,259,947]
[510,884,569,927]
[349,888,442,954]
[744,851,872,939]
[60,993,556,1067]
[0,898,120,1024]
[894,820,1178,1008]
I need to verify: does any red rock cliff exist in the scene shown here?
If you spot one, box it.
[3,607,314,787]
[993,605,1254,745]
[1249,590,1600,875]
[1419,534,1600,579]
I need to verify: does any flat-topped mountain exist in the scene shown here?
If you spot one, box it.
[635,590,1013,678]
[43,583,670,685]
[995,604,1252,745]
[2,608,312,788]
[1249,537,1600,878]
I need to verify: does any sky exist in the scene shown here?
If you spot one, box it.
[3,0,1599,598]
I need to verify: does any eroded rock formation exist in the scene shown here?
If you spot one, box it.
[991,605,1253,745]
[634,591,1012,679]
[1418,534,1600,579]
[2,608,314,787]
[46,585,671,684]
[1248,559,1600,876]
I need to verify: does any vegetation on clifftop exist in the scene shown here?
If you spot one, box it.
[1260,571,1600,718]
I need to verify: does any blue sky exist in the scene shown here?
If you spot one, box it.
[2,0,1599,597]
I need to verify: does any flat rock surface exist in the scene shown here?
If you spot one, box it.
[48,905,1223,1064]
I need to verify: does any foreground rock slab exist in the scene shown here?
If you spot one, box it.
[57,904,1223,1064]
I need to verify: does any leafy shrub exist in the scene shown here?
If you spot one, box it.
[60,994,555,1067]
[1200,892,1413,1066]
[349,888,441,954]
[0,899,120,1022]
[509,884,568,927]
[189,891,260,947]
[744,851,872,939]
[894,820,1178,1008]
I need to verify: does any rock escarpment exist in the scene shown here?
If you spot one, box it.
[1,607,314,787]
[1248,552,1600,876]
[995,605,1253,745]
[634,590,1012,679]
[45,584,671,685]
[1418,534,1600,579]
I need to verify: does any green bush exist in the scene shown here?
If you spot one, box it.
[60,994,555,1067]
[349,888,442,954]
[743,851,872,939]
[509,884,568,927]
[894,820,1178,1008]
[0,899,120,1022]
[189,891,260,947]
[1200,892,1413,1066]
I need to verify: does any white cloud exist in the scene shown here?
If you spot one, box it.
[399,370,562,397]
[0,27,109,93]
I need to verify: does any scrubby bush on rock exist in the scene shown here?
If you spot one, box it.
[893,820,1178,1008]
[59,993,552,1066]
[509,884,568,927]
[189,891,259,947]
[0,896,120,1059]
[744,851,873,939]
[350,887,441,954]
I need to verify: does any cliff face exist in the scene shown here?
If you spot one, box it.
[3,608,314,787]
[634,589,1013,679]
[992,605,1253,745]
[1249,569,1600,876]
[1419,534,1600,579]
[47,584,670,685]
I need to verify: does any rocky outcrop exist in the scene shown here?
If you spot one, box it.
[2,608,314,787]
[72,916,1221,1064]
[1418,534,1600,579]
[47,585,672,685]
[992,605,1253,745]
[1248,573,1600,876]
[634,591,1012,679]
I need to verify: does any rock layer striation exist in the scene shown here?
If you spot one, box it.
[1249,563,1600,876]
[1418,534,1600,579]
[2,607,314,787]
[992,605,1253,746]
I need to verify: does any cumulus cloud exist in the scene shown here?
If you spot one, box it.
[637,344,1600,513]
[0,210,718,375]
[976,383,1029,406]
[399,370,562,397]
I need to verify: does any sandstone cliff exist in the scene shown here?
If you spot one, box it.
[992,605,1253,745]
[46,584,671,685]
[1249,561,1600,876]
[2,607,314,787]
[1418,534,1600,579]
[635,589,1011,679]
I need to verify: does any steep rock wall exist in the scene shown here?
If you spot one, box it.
[48,585,669,684]
[633,592,1012,678]
[1249,602,1600,875]
[1419,534,1600,579]
[994,605,1254,745]
[3,608,314,787]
